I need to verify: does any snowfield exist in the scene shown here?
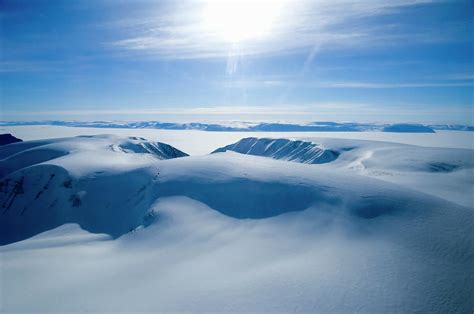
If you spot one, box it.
[0,132,473,312]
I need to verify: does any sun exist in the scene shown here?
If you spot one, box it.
[202,0,286,44]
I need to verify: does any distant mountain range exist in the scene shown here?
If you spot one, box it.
[1,120,473,133]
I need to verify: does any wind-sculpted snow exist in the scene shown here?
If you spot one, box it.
[0,134,473,312]
[212,137,340,164]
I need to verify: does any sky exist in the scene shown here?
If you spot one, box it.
[0,0,473,124]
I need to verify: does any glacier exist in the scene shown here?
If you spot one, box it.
[0,133,473,312]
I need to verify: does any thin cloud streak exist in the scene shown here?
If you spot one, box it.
[219,79,474,89]
[316,81,474,88]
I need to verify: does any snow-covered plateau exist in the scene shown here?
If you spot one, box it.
[0,130,473,313]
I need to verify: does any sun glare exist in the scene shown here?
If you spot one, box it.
[202,0,285,43]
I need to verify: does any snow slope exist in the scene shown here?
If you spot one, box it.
[297,137,474,208]
[0,135,473,312]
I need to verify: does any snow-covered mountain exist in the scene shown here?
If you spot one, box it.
[212,137,340,164]
[4,120,469,133]
[1,134,473,312]
[382,123,436,133]
[0,135,188,244]
[0,135,187,179]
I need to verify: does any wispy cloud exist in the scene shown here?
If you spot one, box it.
[218,78,474,89]
[439,73,474,81]
[0,61,63,73]
[109,0,441,59]
[314,81,474,88]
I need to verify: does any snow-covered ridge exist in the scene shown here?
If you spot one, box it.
[111,136,188,158]
[0,135,188,179]
[2,120,471,132]
[212,137,340,164]
[0,135,190,245]
[0,133,22,146]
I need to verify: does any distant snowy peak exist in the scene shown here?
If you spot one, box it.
[0,134,22,146]
[427,124,474,131]
[382,124,435,133]
[213,137,339,164]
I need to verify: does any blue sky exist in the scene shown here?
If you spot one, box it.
[1,0,473,123]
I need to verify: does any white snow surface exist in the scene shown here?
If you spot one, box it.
[0,133,473,312]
